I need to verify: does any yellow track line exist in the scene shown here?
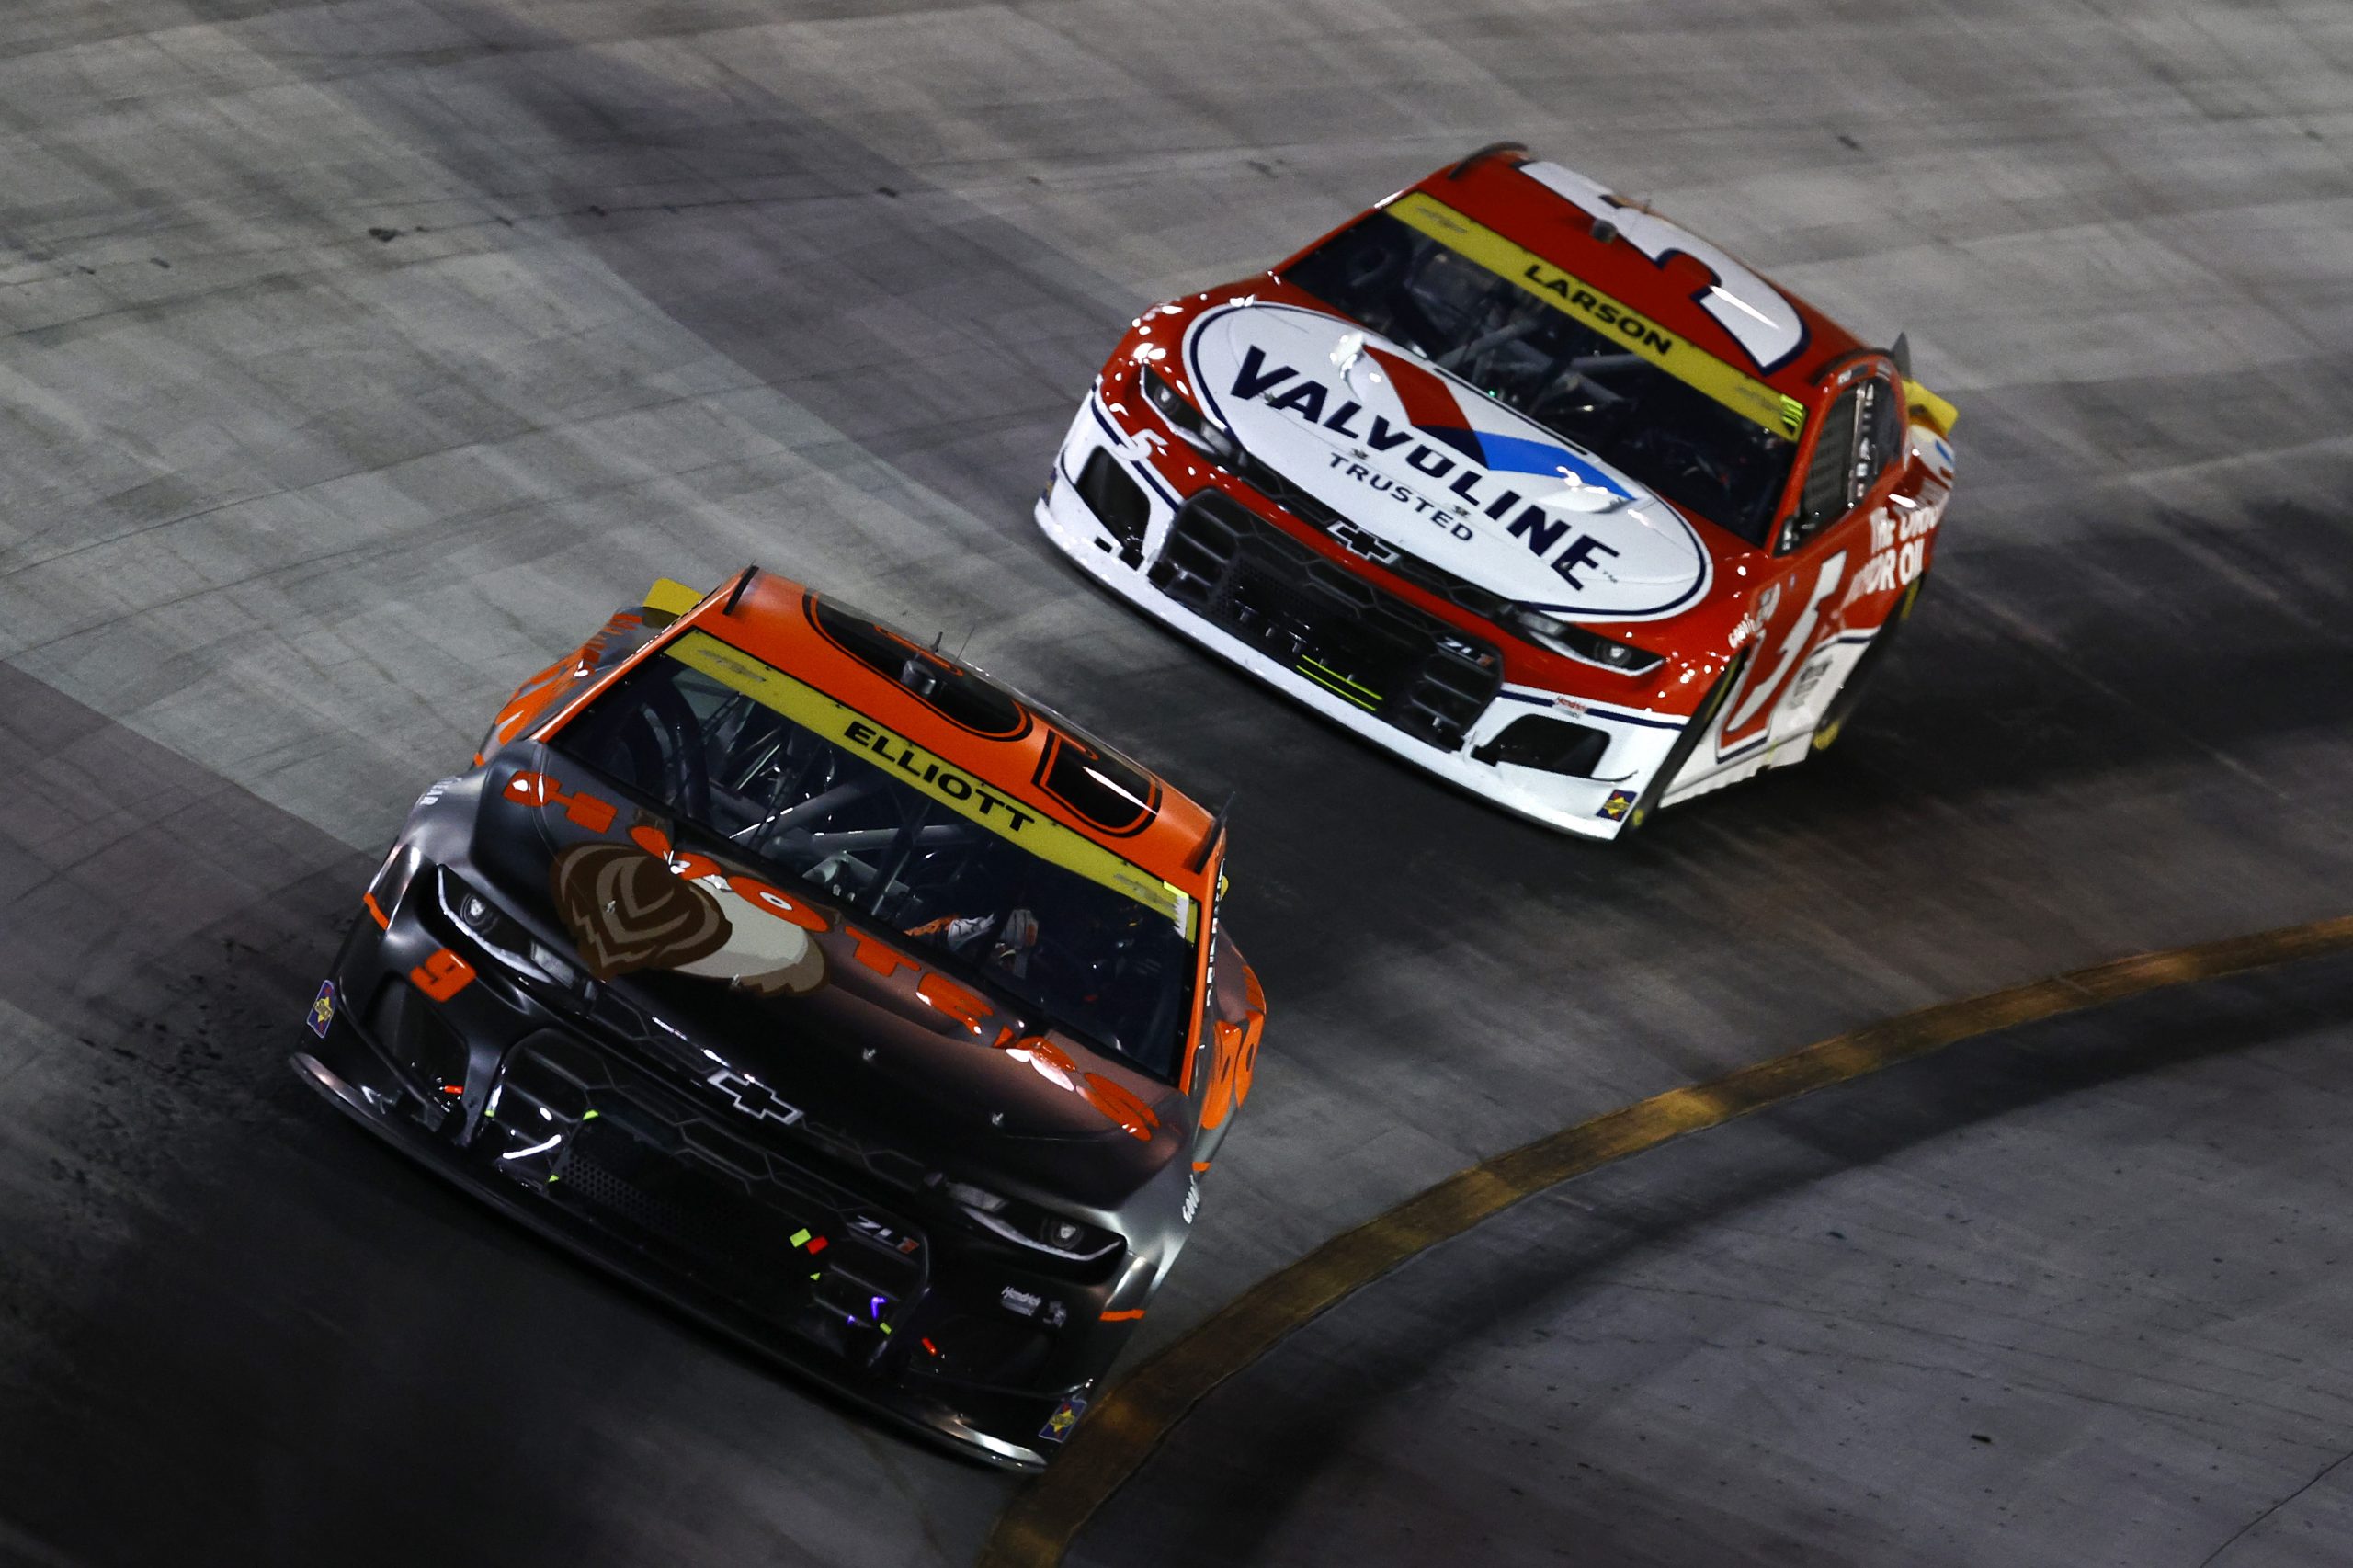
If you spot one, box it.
[980,913,2353,1567]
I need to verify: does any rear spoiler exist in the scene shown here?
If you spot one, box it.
[1888,333,1956,436]
[643,577,707,619]
[642,565,758,623]
[1904,379,1959,437]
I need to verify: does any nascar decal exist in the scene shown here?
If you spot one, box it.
[1188,303,1711,621]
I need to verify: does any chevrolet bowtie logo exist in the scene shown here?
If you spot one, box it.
[708,1068,803,1127]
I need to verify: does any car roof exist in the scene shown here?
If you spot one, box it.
[1386,148,1872,408]
[642,571,1222,898]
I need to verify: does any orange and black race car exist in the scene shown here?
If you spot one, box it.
[292,568,1265,1469]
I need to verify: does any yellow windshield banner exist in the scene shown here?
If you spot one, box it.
[1385,191,1809,442]
[665,632,1196,937]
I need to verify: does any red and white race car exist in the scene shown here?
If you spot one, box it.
[1037,143,1957,838]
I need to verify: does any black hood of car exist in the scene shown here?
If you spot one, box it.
[425,748,1190,1210]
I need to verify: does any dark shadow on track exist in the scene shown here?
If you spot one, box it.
[1080,952,2353,1567]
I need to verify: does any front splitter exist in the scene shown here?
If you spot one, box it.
[290,1038,1056,1472]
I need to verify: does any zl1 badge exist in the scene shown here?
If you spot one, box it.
[307,981,336,1039]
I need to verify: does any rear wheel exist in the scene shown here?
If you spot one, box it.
[1813,575,1924,753]
[1614,649,1748,838]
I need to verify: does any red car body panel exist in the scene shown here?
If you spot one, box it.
[1039,147,1957,836]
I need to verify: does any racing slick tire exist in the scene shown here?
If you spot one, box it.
[1812,575,1925,754]
[1618,648,1749,838]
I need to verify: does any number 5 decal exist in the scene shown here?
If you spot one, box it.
[1718,551,1846,759]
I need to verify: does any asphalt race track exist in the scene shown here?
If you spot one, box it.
[1,2,2349,1565]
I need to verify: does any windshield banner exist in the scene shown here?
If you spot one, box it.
[665,632,1197,937]
[1385,192,1808,442]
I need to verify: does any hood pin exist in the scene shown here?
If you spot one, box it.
[861,1046,877,1062]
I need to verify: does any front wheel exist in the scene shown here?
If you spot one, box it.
[1615,648,1749,838]
[1813,575,1924,753]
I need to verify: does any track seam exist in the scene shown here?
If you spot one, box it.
[978,913,2353,1567]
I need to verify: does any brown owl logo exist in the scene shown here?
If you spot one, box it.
[551,843,732,981]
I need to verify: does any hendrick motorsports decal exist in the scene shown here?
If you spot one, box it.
[1188,302,1711,620]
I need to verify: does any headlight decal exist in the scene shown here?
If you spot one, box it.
[1140,364,1244,465]
[434,865,587,994]
[1509,607,1664,676]
[937,1176,1122,1263]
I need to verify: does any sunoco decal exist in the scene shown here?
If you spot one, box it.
[1188,303,1711,620]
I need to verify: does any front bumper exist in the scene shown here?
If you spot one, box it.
[1037,397,1694,840]
[294,888,1146,1471]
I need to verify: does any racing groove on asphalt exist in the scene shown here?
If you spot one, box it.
[1,2,2349,1565]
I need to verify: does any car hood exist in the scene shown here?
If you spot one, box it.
[443,751,1188,1199]
[1182,300,1713,623]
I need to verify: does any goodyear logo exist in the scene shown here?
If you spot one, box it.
[1386,192,1808,442]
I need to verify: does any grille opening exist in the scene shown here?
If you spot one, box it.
[495,1031,929,1351]
[1149,491,1500,751]
[368,980,471,1094]
[1471,714,1611,777]
[1076,449,1150,565]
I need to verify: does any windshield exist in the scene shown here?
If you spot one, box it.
[553,635,1199,1081]
[1283,210,1799,546]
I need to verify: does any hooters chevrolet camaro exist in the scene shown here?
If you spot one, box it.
[1038,143,1959,837]
[292,570,1264,1469]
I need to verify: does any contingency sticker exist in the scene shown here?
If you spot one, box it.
[1040,1395,1088,1444]
[307,981,336,1039]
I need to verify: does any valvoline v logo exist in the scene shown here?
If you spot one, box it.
[1360,343,1630,501]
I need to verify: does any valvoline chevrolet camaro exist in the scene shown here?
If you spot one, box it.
[1038,142,1959,837]
[292,569,1265,1469]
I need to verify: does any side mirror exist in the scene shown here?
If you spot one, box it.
[1889,332,1913,378]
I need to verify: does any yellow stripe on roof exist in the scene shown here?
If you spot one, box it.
[1386,191,1809,442]
[665,631,1197,937]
